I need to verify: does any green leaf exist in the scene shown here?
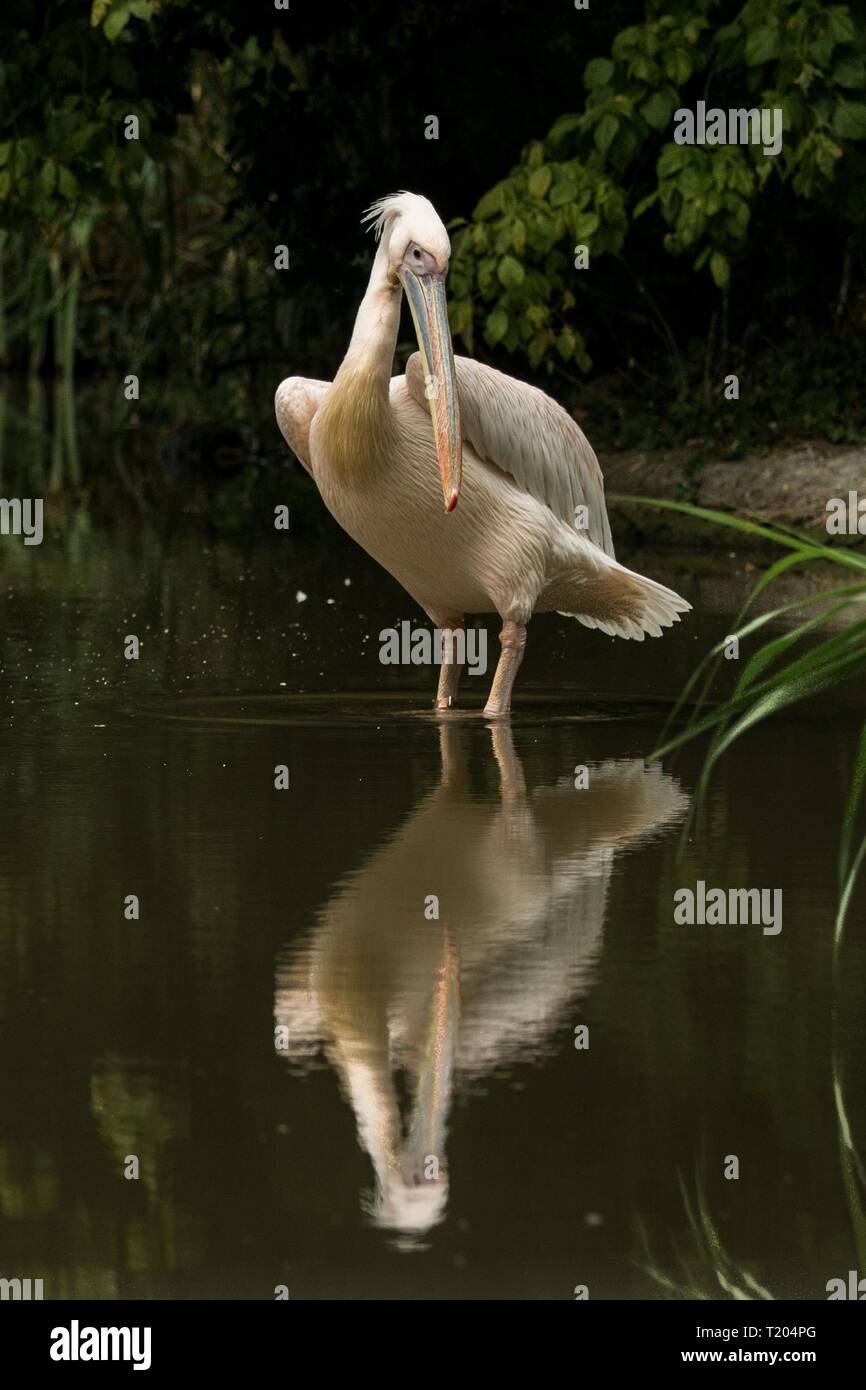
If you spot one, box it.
[528,330,550,368]
[103,2,132,42]
[474,183,506,220]
[477,255,497,296]
[471,221,490,251]
[556,328,576,360]
[572,210,600,239]
[629,55,656,83]
[612,26,642,60]
[664,48,693,84]
[69,122,102,154]
[633,191,659,217]
[641,90,672,130]
[57,166,79,200]
[810,35,836,68]
[833,102,866,140]
[657,143,689,177]
[585,57,615,89]
[497,254,525,289]
[528,166,552,199]
[833,57,866,88]
[548,114,582,144]
[484,306,509,346]
[448,299,473,336]
[745,27,780,66]
[828,10,856,45]
[549,172,578,207]
[595,114,618,154]
[526,207,557,252]
[614,126,640,163]
[710,250,730,288]
[13,140,33,175]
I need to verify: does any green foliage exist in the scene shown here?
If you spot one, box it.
[0,2,289,382]
[451,0,866,376]
[0,1,170,232]
[448,152,626,369]
[576,316,866,454]
[0,0,863,454]
[8,2,592,383]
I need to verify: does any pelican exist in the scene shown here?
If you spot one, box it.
[275,192,690,715]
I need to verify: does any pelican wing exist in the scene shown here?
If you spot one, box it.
[406,353,615,558]
[275,377,331,475]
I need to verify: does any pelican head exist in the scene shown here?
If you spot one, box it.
[364,192,462,511]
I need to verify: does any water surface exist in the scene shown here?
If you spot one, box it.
[0,396,863,1300]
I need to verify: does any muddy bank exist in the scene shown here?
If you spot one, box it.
[602,442,865,551]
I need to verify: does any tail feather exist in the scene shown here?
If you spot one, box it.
[554,557,691,641]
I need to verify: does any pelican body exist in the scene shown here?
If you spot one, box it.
[276,192,690,714]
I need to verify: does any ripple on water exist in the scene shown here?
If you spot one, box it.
[118,689,677,730]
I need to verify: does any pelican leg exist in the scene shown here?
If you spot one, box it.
[483,621,527,718]
[434,618,465,710]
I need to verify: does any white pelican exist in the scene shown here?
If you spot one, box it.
[275,192,690,715]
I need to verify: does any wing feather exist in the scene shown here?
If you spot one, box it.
[275,377,330,474]
[406,353,614,558]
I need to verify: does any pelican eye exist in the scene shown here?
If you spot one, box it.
[403,242,440,277]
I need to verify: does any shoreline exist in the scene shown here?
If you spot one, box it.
[601,442,866,551]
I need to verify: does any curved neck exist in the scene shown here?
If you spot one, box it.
[342,241,402,384]
[317,241,400,478]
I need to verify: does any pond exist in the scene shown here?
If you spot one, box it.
[0,383,863,1300]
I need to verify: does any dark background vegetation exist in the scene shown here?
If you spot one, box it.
[1,0,865,463]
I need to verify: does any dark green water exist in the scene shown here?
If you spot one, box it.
[1,398,864,1300]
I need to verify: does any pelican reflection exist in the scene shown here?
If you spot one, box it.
[275,724,687,1239]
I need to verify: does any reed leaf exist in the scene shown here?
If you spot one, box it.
[626,497,866,931]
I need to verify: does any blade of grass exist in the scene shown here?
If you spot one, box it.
[733,600,866,697]
[839,720,866,888]
[833,1058,866,1270]
[614,497,866,575]
[700,645,866,774]
[652,587,866,761]
[652,641,866,763]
